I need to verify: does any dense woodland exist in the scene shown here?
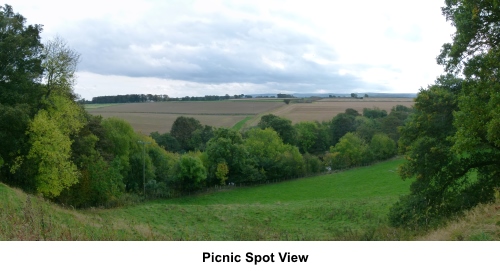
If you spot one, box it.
[1,1,499,231]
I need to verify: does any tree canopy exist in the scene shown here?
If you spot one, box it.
[390,1,500,229]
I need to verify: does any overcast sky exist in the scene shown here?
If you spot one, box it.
[13,0,455,100]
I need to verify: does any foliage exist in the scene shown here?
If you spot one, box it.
[258,114,297,145]
[328,132,370,169]
[390,0,500,228]
[150,131,181,153]
[205,128,253,184]
[188,125,214,151]
[294,121,318,154]
[0,5,44,185]
[25,110,80,197]
[0,4,44,106]
[215,162,229,185]
[174,154,207,193]
[42,36,80,100]
[363,107,388,119]
[244,128,304,180]
[170,116,203,152]
[369,133,396,160]
[330,112,357,145]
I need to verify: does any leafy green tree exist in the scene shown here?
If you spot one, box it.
[363,107,387,119]
[355,116,380,143]
[390,75,464,228]
[170,116,203,152]
[205,128,253,184]
[245,127,305,179]
[174,154,207,193]
[188,125,214,151]
[0,4,44,106]
[330,113,356,145]
[0,5,44,185]
[25,109,80,197]
[294,121,318,153]
[42,36,80,100]
[389,0,500,227]
[215,162,229,185]
[369,133,396,160]
[344,108,360,117]
[150,131,181,153]
[391,0,500,228]
[328,132,369,169]
[258,114,297,145]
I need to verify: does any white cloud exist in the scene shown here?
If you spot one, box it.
[12,0,455,99]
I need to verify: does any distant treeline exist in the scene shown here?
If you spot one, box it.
[85,93,296,104]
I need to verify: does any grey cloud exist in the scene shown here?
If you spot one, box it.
[62,12,387,93]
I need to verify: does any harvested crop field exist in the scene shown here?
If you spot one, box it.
[88,101,284,115]
[87,101,285,134]
[273,98,415,123]
[86,98,415,133]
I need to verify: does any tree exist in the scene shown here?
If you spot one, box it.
[389,1,500,228]
[170,116,203,151]
[328,132,369,169]
[258,114,297,145]
[42,36,80,100]
[205,128,252,184]
[215,162,229,185]
[24,109,80,197]
[389,75,467,228]
[0,4,44,106]
[369,133,396,160]
[0,5,44,185]
[294,121,318,153]
[330,113,356,145]
[363,107,387,119]
[150,131,181,153]
[174,154,207,193]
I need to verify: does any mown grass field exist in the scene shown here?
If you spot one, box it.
[85,98,415,134]
[1,158,414,240]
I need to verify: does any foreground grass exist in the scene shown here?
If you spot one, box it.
[10,159,499,240]
[418,198,500,241]
[1,159,416,240]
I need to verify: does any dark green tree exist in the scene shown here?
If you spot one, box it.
[258,114,297,145]
[170,116,203,152]
[390,0,500,229]
[0,5,44,186]
[150,131,182,153]
[330,113,356,145]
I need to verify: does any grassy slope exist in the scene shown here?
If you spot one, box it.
[3,158,496,240]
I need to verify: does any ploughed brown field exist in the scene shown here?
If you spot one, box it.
[86,98,415,134]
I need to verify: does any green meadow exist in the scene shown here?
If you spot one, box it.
[0,158,416,240]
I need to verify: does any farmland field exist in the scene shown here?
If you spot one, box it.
[86,100,285,134]
[86,98,415,133]
[272,98,415,124]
